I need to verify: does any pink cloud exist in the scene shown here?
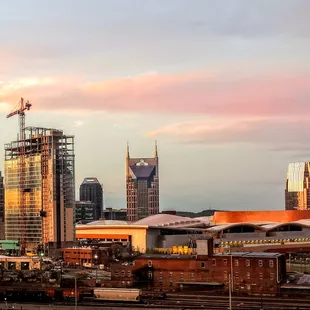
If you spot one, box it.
[147,117,310,149]
[0,71,310,118]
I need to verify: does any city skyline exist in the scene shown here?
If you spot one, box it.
[1,0,310,212]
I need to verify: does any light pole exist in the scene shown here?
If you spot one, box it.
[94,254,98,283]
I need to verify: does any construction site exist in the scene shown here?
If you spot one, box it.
[4,98,76,255]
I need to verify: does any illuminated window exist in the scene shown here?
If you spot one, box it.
[246,272,250,279]
[258,260,263,267]
[259,273,263,280]
[234,259,239,267]
[148,271,153,280]
[269,260,274,268]
[148,260,152,267]
[246,260,250,267]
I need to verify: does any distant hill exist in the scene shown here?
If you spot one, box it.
[175,209,223,218]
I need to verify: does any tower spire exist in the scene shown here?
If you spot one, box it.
[126,141,130,158]
[155,140,158,158]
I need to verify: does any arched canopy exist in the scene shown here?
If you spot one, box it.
[206,223,261,234]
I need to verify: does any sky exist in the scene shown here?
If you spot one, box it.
[1,0,310,212]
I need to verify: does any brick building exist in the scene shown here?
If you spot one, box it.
[111,239,286,296]
[62,247,110,266]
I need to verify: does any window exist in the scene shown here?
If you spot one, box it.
[234,259,239,267]
[114,271,119,277]
[223,259,227,265]
[148,260,152,267]
[169,272,173,279]
[246,272,250,280]
[148,271,153,280]
[127,271,132,277]
[269,260,274,268]
[235,272,239,280]
[180,273,184,281]
[191,272,195,280]
[270,273,274,280]
[201,262,205,268]
[246,260,250,267]
[121,271,125,277]
[212,259,216,266]
[258,260,263,267]
[259,273,263,280]
[224,271,228,280]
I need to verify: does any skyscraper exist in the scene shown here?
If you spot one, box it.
[79,178,103,220]
[0,172,4,239]
[4,127,75,251]
[285,162,310,210]
[126,142,159,222]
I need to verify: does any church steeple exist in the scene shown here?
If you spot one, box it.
[154,140,158,158]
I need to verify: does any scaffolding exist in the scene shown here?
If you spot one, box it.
[4,127,75,252]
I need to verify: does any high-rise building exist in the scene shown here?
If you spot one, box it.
[126,142,159,222]
[79,178,103,220]
[4,127,75,251]
[0,172,4,239]
[285,162,310,210]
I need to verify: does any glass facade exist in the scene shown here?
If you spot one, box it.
[5,156,42,246]
[285,162,310,210]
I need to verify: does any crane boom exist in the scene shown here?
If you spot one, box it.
[6,98,32,255]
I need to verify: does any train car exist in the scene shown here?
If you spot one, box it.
[93,288,142,302]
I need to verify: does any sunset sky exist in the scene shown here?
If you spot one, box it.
[1,0,310,212]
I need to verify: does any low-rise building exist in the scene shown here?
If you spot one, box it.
[103,208,127,221]
[62,247,110,266]
[75,201,98,223]
[111,239,286,296]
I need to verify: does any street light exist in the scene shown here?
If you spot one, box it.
[94,254,98,283]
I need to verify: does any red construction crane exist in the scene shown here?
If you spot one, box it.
[7,98,32,255]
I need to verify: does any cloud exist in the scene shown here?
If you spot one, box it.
[1,71,310,118]
[147,117,310,150]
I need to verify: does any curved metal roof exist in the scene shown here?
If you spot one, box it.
[134,214,209,227]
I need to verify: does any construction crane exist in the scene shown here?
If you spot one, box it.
[7,98,32,255]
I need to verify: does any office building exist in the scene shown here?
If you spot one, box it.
[285,162,310,210]
[0,172,4,239]
[126,143,159,222]
[103,208,127,221]
[75,201,97,223]
[4,127,75,251]
[79,178,103,220]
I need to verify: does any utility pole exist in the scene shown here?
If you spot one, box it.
[75,276,78,310]
[229,274,232,310]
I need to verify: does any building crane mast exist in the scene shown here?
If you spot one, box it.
[6,98,32,255]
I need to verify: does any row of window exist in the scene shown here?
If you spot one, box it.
[224,271,274,281]
[208,258,274,268]
[114,270,132,278]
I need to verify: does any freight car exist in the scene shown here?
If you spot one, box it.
[93,288,142,302]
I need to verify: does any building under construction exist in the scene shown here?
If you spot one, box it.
[4,126,75,253]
